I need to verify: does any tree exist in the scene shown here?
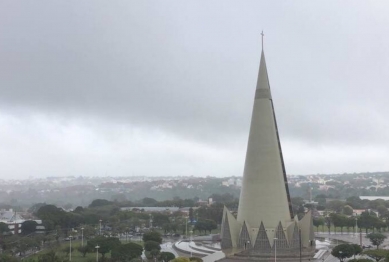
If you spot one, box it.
[28,203,47,214]
[313,217,325,232]
[330,213,348,234]
[87,236,121,258]
[152,213,170,227]
[89,199,113,208]
[326,200,345,213]
[290,197,305,218]
[343,205,354,216]
[0,254,18,262]
[204,219,217,233]
[62,245,71,256]
[81,225,96,239]
[36,205,67,232]
[37,250,63,262]
[16,237,36,256]
[143,231,162,244]
[21,220,38,235]
[142,197,158,206]
[144,241,161,252]
[359,211,381,233]
[77,245,90,257]
[159,252,176,262]
[363,249,388,261]
[111,242,143,261]
[74,206,84,213]
[346,196,365,209]
[0,222,10,235]
[366,233,387,249]
[331,244,355,261]
[325,215,332,233]
[351,244,362,259]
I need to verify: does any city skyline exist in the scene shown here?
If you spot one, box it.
[1,1,389,179]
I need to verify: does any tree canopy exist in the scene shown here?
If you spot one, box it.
[363,249,389,262]
[143,231,162,244]
[89,199,114,208]
[0,222,10,235]
[111,242,143,261]
[87,236,121,258]
[331,244,355,261]
[144,240,161,252]
[21,220,38,236]
[366,233,387,249]
[159,252,176,262]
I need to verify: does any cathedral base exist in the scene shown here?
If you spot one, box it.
[218,248,315,262]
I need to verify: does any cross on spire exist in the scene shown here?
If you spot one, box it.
[261,31,264,50]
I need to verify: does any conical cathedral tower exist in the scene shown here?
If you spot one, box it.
[237,47,293,228]
[220,35,315,261]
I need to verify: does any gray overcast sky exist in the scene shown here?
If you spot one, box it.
[1,1,389,179]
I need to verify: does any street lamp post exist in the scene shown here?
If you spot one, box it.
[95,245,100,262]
[355,216,358,235]
[189,230,193,257]
[186,216,188,239]
[69,236,72,261]
[274,238,278,262]
[81,227,84,247]
[99,220,102,235]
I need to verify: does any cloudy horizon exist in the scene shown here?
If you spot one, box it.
[1,1,389,179]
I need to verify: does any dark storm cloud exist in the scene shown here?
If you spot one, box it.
[0,0,257,144]
[1,1,389,178]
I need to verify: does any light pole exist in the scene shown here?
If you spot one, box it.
[355,216,358,235]
[69,229,77,261]
[274,238,278,262]
[69,235,72,261]
[95,245,100,262]
[81,227,84,247]
[186,216,188,239]
[189,230,193,257]
[99,220,102,235]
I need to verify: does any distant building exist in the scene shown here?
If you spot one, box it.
[360,196,389,201]
[0,209,44,234]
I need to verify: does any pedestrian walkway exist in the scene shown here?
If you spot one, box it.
[316,232,389,247]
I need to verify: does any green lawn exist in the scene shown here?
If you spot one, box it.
[29,240,110,261]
